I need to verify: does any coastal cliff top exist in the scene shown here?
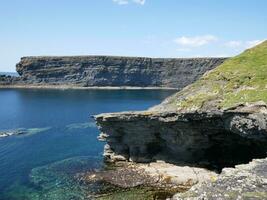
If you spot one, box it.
[19,55,227,60]
[153,40,267,112]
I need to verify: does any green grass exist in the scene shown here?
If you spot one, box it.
[165,40,267,111]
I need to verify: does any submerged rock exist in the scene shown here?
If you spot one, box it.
[4,156,103,200]
[0,129,26,137]
[19,156,188,200]
[0,127,51,138]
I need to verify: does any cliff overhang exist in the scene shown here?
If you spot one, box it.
[95,103,267,171]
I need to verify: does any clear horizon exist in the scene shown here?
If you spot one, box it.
[0,0,266,72]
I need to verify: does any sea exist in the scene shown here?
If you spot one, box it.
[0,88,175,199]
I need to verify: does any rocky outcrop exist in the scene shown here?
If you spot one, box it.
[12,56,226,88]
[95,42,267,168]
[95,103,267,199]
[94,41,267,198]
[173,157,267,199]
[95,104,267,170]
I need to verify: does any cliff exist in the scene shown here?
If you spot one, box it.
[95,41,267,197]
[96,41,267,166]
[96,105,267,168]
[11,56,226,88]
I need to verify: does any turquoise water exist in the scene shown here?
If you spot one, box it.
[0,89,174,199]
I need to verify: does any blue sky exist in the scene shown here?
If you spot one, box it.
[0,0,266,72]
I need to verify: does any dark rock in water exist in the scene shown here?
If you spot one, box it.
[173,158,267,200]
[1,56,226,88]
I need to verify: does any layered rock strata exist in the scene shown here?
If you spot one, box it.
[2,56,226,88]
[95,104,267,170]
[95,42,267,168]
[95,41,267,198]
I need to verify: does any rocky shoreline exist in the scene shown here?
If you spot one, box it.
[94,42,267,199]
[94,102,267,199]
[94,104,267,199]
[77,161,217,199]
[1,43,266,199]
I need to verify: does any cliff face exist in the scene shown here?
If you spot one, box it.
[96,105,267,169]
[95,42,267,166]
[95,41,267,197]
[15,56,226,88]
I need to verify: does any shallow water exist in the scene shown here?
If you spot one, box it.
[0,89,175,199]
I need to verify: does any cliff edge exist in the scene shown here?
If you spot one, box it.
[1,56,226,88]
[95,41,267,198]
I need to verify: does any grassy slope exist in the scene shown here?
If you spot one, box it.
[163,40,267,111]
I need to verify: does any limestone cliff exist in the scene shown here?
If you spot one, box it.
[95,41,267,197]
[96,105,267,169]
[12,56,226,88]
[95,41,267,166]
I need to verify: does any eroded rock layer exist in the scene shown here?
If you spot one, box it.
[94,41,267,198]
[173,158,267,199]
[95,104,267,170]
[13,56,226,88]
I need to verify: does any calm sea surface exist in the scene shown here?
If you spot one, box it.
[0,89,175,199]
